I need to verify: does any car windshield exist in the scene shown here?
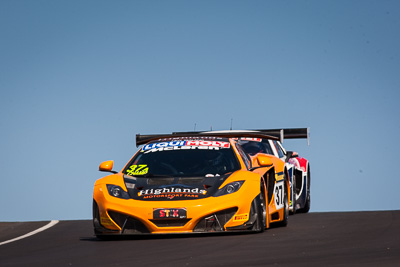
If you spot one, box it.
[123,138,241,177]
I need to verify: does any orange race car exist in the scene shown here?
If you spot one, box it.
[92,132,297,237]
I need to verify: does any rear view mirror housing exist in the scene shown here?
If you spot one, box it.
[99,160,117,173]
[256,154,273,167]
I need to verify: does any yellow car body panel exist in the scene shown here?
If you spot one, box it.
[93,136,289,235]
[251,154,289,224]
[94,171,262,233]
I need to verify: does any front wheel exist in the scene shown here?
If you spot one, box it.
[252,181,267,232]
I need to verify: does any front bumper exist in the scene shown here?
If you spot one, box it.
[93,182,259,235]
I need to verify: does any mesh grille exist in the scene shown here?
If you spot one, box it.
[108,210,150,234]
[271,211,280,221]
[193,207,238,232]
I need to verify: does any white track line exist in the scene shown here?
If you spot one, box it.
[0,220,59,246]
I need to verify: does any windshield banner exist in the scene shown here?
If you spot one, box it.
[142,140,230,152]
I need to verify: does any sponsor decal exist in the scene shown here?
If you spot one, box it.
[240,137,262,142]
[143,146,223,153]
[142,140,230,153]
[233,213,249,222]
[275,172,284,181]
[274,181,285,210]
[138,187,207,200]
[126,164,149,176]
[153,208,187,219]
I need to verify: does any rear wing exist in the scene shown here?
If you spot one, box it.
[172,128,310,145]
[253,128,310,145]
[135,131,280,147]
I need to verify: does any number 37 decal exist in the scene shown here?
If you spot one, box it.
[274,181,285,210]
[126,164,149,176]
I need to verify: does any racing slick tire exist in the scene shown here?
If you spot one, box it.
[298,165,311,213]
[252,181,267,232]
[93,200,104,239]
[93,200,114,240]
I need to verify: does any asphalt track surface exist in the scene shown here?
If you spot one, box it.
[0,211,399,266]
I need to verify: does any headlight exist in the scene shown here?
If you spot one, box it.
[106,185,130,199]
[214,181,245,197]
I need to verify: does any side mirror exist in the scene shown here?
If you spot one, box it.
[99,160,117,173]
[256,154,273,167]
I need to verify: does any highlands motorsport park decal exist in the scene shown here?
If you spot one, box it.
[137,185,207,200]
[141,140,230,153]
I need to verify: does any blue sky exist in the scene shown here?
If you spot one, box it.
[1,0,399,221]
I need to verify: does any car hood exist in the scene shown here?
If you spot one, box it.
[123,174,230,201]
